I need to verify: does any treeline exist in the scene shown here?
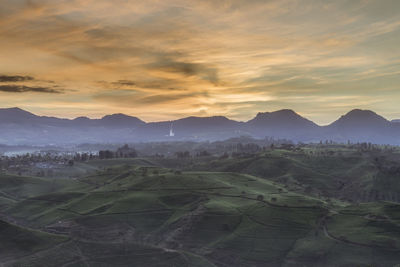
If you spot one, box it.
[174,142,297,159]
[0,144,139,172]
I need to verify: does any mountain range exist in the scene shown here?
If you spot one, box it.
[0,107,399,145]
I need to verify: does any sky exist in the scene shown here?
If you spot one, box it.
[0,0,399,125]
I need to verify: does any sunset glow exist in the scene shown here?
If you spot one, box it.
[1,0,399,124]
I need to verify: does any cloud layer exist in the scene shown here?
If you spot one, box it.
[0,0,399,123]
[0,85,61,93]
[0,75,34,82]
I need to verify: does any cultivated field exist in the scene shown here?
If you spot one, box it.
[1,146,400,266]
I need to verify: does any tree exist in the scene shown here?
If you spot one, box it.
[81,153,89,161]
[270,144,275,150]
[176,151,190,158]
[99,150,114,159]
[197,150,211,157]
[220,152,229,159]
[116,144,137,158]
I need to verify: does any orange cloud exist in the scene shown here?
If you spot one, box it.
[0,0,400,123]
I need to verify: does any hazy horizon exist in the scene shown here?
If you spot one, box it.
[0,106,399,126]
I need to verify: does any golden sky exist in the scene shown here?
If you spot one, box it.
[0,0,399,124]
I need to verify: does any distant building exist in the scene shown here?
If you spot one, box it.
[169,123,175,137]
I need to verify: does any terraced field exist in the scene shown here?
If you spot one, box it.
[1,160,400,266]
[185,148,400,203]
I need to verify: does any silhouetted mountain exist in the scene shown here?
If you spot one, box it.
[392,119,400,123]
[0,107,37,124]
[99,113,145,128]
[72,116,93,126]
[174,116,242,135]
[326,109,395,143]
[136,116,243,140]
[329,109,389,129]
[0,107,399,145]
[0,108,144,128]
[0,108,144,145]
[246,109,318,141]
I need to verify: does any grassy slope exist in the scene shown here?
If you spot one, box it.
[0,173,88,201]
[0,220,67,263]
[185,148,400,203]
[1,163,400,266]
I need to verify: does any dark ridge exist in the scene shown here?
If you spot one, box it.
[0,107,399,145]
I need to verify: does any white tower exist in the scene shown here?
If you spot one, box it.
[169,122,175,137]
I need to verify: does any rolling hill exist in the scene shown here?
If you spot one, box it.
[1,161,400,266]
[178,146,400,204]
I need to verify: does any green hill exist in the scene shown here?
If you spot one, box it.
[1,163,400,266]
[0,219,67,264]
[186,148,400,203]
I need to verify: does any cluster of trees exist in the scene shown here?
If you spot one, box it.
[175,151,190,158]
[173,142,303,159]
[73,153,95,162]
[98,150,115,159]
[126,136,294,158]
[167,140,400,160]
[99,144,138,159]
[215,142,262,154]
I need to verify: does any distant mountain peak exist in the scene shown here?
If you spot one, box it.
[254,109,298,118]
[346,109,379,116]
[102,113,132,119]
[0,107,34,114]
[179,115,231,122]
[250,109,315,125]
[0,107,37,123]
[334,109,388,123]
[274,109,297,114]
[328,109,390,133]
[174,115,239,129]
[246,109,317,140]
[4,107,23,111]
[100,113,145,127]
[74,116,90,120]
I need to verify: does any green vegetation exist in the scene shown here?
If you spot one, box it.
[186,146,400,203]
[0,220,67,263]
[1,145,400,266]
